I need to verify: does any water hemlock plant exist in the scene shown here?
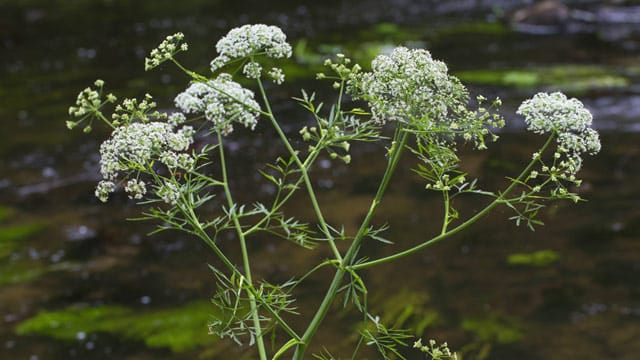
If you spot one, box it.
[66,24,600,359]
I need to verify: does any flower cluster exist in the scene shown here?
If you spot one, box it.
[518,92,600,177]
[348,47,501,149]
[349,47,464,124]
[413,338,457,360]
[96,121,195,202]
[209,24,292,72]
[174,74,261,135]
[145,32,188,71]
[67,79,117,132]
[518,92,594,135]
[317,53,362,82]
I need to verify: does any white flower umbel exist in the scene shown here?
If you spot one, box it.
[174,74,261,135]
[518,92,600,176]
[349,47,503,148]
[350,47,465,124]
[210,24,292,72]
[517,92,592,134]
[96,121,195,202]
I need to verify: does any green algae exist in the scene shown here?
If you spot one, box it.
[16,301,216,352]
[373,289,441,335]
[456,65,629,92]
[434,21,509,37]
[507,250,561,267]
[0,261,48,286]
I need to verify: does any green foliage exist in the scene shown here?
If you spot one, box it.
[359,314,413,360]
[16,301,215,352]
[507,249,561,267]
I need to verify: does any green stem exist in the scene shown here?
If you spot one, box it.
[256,79,343,263]
[96,111,115,129]
[441,191,450,235]
[170,58,208,82]
[292,128,409,360]
[351,132,556,270]
[217,132,268,360]
[185,202,301,344]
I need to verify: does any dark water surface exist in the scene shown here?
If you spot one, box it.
[1,1,639,359]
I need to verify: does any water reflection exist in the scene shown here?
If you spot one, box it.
[1,1,639,359]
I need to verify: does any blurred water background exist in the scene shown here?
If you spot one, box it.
[1,1,640,359]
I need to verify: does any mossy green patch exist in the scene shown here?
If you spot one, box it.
[507,250,560,267]
[456,65,629,92]
[0,206,16,222]
[0,223,45,242]
[0,223,46,258]
[16,301,216,352]
[16,305,132,340]
[462,315,523,344]
[457,70,540,88]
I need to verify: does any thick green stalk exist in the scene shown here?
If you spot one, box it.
[217,132,268,360]
[292,129,409,359]
[352,133,556,270]
[256,79,343,263]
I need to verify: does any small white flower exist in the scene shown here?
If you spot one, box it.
[168,112,186,126]
[268,67,285,84]
[95,180,115,203]
[242,61,262,79]
[125,179,147,199]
